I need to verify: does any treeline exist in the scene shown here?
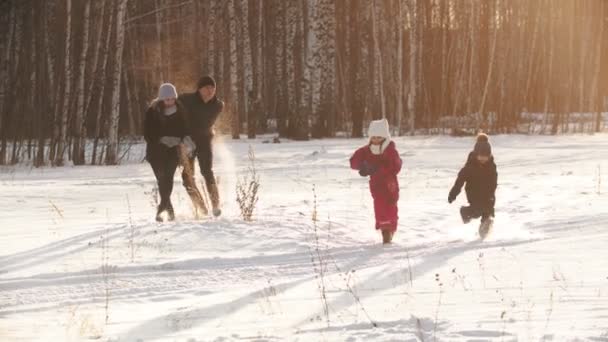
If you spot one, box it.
[0,0,607,166]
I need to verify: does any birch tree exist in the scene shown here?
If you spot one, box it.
[72,0,91,165]
[105,0,127,165]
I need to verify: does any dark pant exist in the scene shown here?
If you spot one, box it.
[149,146,179,210]
[191,138,216,188]
[461,205,494,221]
[180,148,207,214]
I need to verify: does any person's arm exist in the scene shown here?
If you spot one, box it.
[448,165,468,203]
[176,101,192,138]
[143,106,158,144]
[377,147,402,177]
[491,165,498,194]
[349,146,368,171]
[350,146,378,177]
[208,99,224,127]
[177,103,196,156]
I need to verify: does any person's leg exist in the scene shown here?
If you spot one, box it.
[181,150,208,217]
[161,149,180,221]
[469,206,484,219]
[149,157,167,221]
[149,147,175,221]
[481,206,495,221]
[374,197,398,244]
[479,209,494,238]
[381,229,392,244]
[460,206,474,224]
[197,139,221,216]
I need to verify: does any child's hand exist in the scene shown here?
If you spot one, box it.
[359,161,377,177]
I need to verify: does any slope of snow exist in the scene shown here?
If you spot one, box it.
[1,135,607,341]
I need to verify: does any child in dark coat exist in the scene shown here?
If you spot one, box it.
[448,133,497,235]
[350,119,403,244]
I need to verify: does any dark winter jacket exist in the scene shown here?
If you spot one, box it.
[144,100,190,161]
[179,93,224,143]
[449,152,498,209]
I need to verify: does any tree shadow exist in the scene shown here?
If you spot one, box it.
[295,237,544,327]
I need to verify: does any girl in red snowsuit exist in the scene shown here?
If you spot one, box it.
[350,119,402,244]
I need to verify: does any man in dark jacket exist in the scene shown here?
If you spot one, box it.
[448,133,497,231]
[179,76,225,217]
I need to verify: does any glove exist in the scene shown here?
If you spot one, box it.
[159,136,181,148]
[181,136,196,157]
[358,161,377,177]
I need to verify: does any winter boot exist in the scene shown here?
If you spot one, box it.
[382,230,393,244]
[155,205,164,222]
[479,216,493,239]
[185,185,208,218]
[181,154,208,218]
[460,206,472,224]
[166,203,176,221]
[208,183,222,217]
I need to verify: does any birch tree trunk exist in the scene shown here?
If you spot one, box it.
[72,0,91,165]
[105,0,127,165]
[542,5,555,135]
[84,0,106,129]
[349,0,364,137]
[54,0,72,166]
[396,0,404,135]
[92,3,114,165]
[596,1,607,132]
[228,0,240,139]
[206,1,216,74]
[155,0,164,81]
[241,0,252,114]
[591,6,604,133]
[478,2,499,131]
[45,4,60,162]
[301,0,314,137]
[371,0,386,120]
[0,1,16,165]
[407,0,417,134]
[315,0,335,137]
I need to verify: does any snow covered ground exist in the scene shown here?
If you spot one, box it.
[1,134,607,342]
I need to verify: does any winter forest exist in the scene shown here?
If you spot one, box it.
[2,1,608,341]
[1,0,607,166]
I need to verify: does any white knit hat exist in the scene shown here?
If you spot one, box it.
[368,119,391,153]
[158,83,178,100]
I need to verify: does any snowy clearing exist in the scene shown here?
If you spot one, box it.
[1,135,607,341]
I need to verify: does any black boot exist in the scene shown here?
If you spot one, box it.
[207,183,222,217]
[166,203,176,221]
[460,206,472,224]
[382,230,393,244]
[182,159,208,218]
[156,202,175,222]
[156,204,165,222]
[479,216,493,239]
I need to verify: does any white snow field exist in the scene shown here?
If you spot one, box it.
[1,135,607,342]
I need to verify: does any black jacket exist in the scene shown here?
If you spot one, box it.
[449,152,498,208]
[179,92,224,143]
[144,100,190,160]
